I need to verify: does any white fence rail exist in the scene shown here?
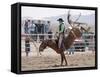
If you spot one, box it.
[21,33,95,53]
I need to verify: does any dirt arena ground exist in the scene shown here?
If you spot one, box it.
[21,48,95,71]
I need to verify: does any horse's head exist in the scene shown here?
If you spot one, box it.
[39,40,48,52]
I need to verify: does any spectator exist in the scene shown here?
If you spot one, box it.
[45,21,50,33]
[28,20,36,34]
[24,20,29,34]
[68,46,75,55]
[48,30,52,40]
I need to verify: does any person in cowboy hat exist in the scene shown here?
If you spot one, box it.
[57,18,65,50]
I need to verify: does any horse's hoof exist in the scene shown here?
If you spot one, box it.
[65,64,68,66]
[60,64,63,66]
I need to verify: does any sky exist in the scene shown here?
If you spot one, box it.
[21,6,95,20]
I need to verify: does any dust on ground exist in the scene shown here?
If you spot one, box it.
[21,48,95,71]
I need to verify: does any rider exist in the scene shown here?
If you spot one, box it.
[57,18,65,51]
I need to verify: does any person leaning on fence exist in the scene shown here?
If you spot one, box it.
[24,20,29,34]
[57,18,65,51]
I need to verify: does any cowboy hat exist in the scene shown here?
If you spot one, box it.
[57,18,64,22]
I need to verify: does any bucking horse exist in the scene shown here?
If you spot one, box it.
[39,11,89,66]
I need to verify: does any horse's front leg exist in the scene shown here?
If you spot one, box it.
[60,53,63,66]
[62,52,68,66]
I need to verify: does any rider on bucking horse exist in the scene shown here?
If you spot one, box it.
[57,18,66,51]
